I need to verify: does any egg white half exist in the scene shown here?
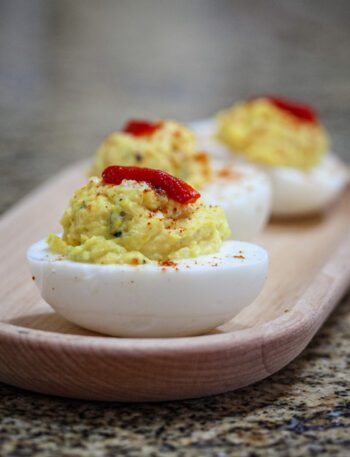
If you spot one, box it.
[192,118,349,217]
[202,160,272,240]
[27,239,268,338]
[262,154,349,217]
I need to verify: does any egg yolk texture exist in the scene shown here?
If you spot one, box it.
[216,98,329,169]
[89,121,212,189]
[48,178,230,264]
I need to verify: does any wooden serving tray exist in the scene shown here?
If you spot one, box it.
[0,161,349,401]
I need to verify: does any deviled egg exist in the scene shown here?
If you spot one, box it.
[194,97,349,217]
[89,119,272,240]
[28,166,268,337]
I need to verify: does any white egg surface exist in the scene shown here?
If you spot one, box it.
[28,239,268,338]
[264,153,349,217]
[202,160,272,240]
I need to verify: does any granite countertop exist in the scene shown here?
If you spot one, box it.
[0,1,349,455]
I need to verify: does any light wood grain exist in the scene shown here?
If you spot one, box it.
[0,161,349,401]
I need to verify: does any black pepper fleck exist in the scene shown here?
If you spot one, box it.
[135,153,143,162]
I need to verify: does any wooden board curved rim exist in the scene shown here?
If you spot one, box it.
[0,161,349,401]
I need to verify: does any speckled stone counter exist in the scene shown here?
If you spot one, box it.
[0,294,349,456]
[1,1,350,455]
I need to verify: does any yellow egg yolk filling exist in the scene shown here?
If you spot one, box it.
[89,121,212,190]
[48,177,230,265]
[216,98,329,169]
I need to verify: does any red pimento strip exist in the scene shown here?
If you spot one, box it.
[122,119,162,137]
[265,96,318,124]
[102,166,201,204]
